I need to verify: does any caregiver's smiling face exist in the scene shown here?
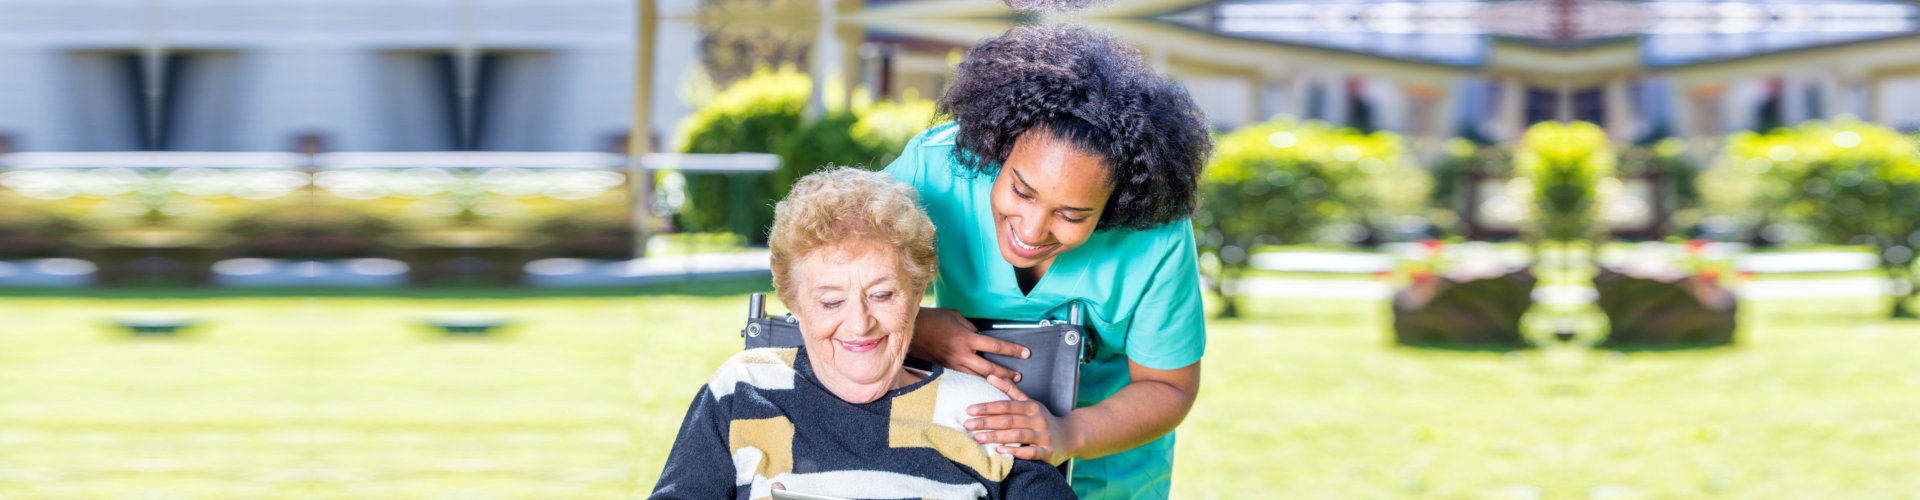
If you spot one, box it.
[792,239,923,404]
[991,130,1113,273]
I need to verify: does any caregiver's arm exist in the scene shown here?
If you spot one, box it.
[1063,359,1201,459]
[969,359,1200,464]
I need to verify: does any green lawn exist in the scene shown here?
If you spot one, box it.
[1,287,1915,499]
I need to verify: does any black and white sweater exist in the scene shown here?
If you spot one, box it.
[649,347,1074,500]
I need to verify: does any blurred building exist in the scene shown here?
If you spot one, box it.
[693,0,1920,164]
[0,0,636,153]
[6,0,1917,158]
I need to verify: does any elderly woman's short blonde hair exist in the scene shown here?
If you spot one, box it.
[769,167,938,306]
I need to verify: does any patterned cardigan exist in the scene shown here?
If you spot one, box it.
[649,347,1074,500]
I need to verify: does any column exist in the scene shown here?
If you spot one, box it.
[1324,73,1349,126]
[1415,80,1457,164]
[1246,72,1265,125]
[1555,82,1573,123]
[1866,75,1887,125]
[1289,73,1313,121]
[1815,72,1843,120]
[807,0,842,119]
[1497,77,1525,141]
[1780,74,1807,125]
[1604,77,1636,140]
[1665,79,1704,164]
[632,0,659,258]
[839,22,865,106]
[1257,73,1291,123]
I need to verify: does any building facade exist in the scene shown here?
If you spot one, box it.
[0,0,639,154]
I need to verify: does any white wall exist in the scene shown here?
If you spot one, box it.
[0,0,637,153]
[1877,78,1920,132]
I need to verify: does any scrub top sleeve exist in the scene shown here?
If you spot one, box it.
[1122,221,1208,371]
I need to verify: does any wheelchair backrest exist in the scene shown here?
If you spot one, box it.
[739,293,1084,417]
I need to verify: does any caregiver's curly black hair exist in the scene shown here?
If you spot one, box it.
[938,24,1213,232]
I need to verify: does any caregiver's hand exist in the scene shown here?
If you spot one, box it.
[910,307,1029,382]
[968,375,1076,466]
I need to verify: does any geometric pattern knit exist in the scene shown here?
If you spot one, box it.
[649,347,1076,500]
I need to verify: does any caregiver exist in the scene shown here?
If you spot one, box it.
[882,24,1213,499]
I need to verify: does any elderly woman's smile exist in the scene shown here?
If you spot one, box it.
[791,240,923,404]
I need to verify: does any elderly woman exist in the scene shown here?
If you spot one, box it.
[649,167,1072,500]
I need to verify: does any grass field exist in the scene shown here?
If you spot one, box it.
[1,283,1916,499]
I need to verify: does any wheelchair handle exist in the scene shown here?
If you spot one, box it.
[748,293,766,319]
[744,293,795,341]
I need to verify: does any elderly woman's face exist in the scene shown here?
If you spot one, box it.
[790,240,922,404]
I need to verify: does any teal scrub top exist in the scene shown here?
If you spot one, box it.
[882,122,1207,500]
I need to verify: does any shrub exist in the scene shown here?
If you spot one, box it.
[0,167,313,284]
[1195,117,1427,317]
[310,167,635,285]
[1706,120,1920,317]
[1618,137,1698,237]
[671,66,934,244]
[851,96,938,156]
[671,66,808,242]
[1513,121,1617,244]
[765,98,935,205]
[1432,132,1694,242]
